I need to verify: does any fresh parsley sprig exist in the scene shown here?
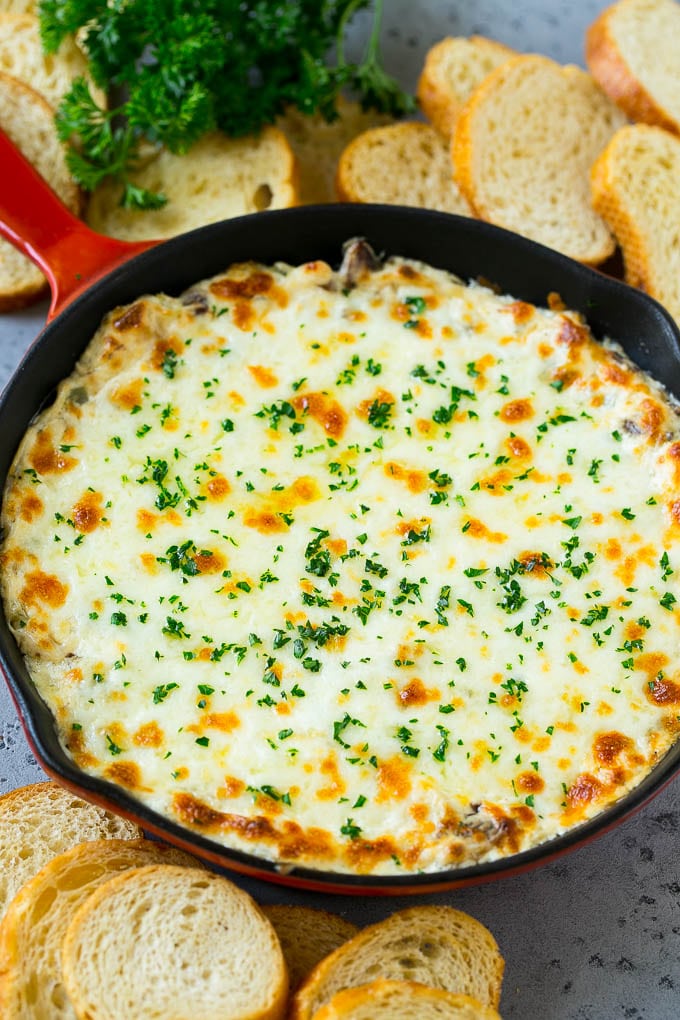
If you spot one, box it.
[39,0,413,209]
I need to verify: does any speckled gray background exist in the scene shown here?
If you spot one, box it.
[1,3,679,1017]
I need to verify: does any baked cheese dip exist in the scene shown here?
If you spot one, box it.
[2,243,680,875]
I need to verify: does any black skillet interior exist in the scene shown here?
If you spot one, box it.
[1,204,680,891]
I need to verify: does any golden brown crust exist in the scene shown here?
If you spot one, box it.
[586,6,680,135]
[590,134,653,293]
[312,981,502,1020]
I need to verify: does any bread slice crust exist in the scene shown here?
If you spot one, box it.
[311,980,502,1020]
[586,0,680,136]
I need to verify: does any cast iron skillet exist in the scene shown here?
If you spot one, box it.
[1,130,679,894]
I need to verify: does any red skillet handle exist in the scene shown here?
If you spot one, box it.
[0,128,158,321]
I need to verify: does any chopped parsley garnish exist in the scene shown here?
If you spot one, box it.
[153,682,179,704]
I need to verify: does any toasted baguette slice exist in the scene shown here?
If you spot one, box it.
[0,838,203,1019]
[311,980,502,1020]
[591,123,680,324]
[586,0,680,136]
[417,35,516,137]
[336,121,473,215]
[86,126,298,241]
[0,781,141,920]
[0,71,81,310]
[452,54,627,264]
[277,97,393,204]
[290,906,504,1020]
[262,905,359,992]
[62,865,288,1020]
[0,13,104,108]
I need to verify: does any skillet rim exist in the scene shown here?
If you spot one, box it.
[1,203,679,893]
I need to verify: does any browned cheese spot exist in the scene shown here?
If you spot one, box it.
[666,442,680,486]
[137,508,158,532]
[376,755,412,803]
[343,836,397,872]
[110,377,144,410]
[505,435,532,460]
[593,732,634,766]
[73,491,104,533]
[516,771,545,794]
[204,474,231,501]
[209,271,274,301]
[204,712,240,732]
[133,722,164,747]
[646,674,680,706]
[557,316,590,348]
[19,492,43,522]
[500,398,534,422]
[566,772,604,811]
[602,362,632,387]
[316,754,347,801]
[383,461,428,493]
[218,776,246,799]
[479,467,514,494]
[464,518,508,543]
[639,398,664,441]
[551,366,580,390]
[247,364,279,388]
[151,337,184,372]
[243,509,289,534]
[356,387,396,421]
[193,549,227,574]
[397,678,440,707]
[104,761,144,790]
[20,570,68,608]
[173,792,228,829]
[293,391,348,440]
[29,430,77,475]
[548,291,567,311]
[505,300,535,323]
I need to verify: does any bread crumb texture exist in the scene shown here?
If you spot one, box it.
[337,121,472,214]
[61,865,288,1020]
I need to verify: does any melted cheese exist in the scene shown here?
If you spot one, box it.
[2,253,680,875]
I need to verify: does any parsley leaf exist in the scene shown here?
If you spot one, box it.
[41,0,413,208]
